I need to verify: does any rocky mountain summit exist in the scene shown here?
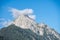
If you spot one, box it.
[0,14,60,40]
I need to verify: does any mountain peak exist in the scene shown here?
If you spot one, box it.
[13,14,36,29]
[0,14,60,40]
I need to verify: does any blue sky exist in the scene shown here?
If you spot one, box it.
[0,0,60,33]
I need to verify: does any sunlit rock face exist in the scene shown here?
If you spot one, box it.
[13,14,38,33]
[13,14,37,29]
[5,14,60,40]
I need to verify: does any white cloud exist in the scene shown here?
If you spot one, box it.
[9,8,33,18]
[4,19,13,27]
[9,8,36,19]
[28,15,36,20]
[0,8,36,27]
[0,18,13,27]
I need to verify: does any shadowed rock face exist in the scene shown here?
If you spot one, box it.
[0,36,4,40]
[0,24,60,40]
[0,24,40,40]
